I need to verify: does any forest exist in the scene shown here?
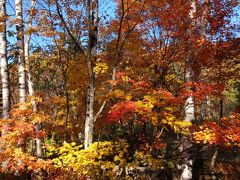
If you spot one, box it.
[0,0,240,179]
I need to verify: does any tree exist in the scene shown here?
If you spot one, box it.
[0,0,10,119]
[25,0,37,112]
[84,0,99,149]
[177,1,197,179]
[24,0,43,158]
[15,0,26,105]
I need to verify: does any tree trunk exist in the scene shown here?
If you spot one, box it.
[219,99,223,118]
[177,64,195,180]
[25,0,37,112]
[0,4,10,173]
[24,0,43,158]
[16,0,26,105]
[84,0,98,149]
[93,0,124,124]
[184,70,195,122]
[63,72,69,142]
[201,95,212,120]
[178,1,197,179]
[0,0,10,119]
[84,82,95,149]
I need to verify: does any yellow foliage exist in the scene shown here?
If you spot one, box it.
[121,75,129,82]
[161,114,192,134]
[144,95,157,104]
[50,139,129,178]
[134,150,162,170]
[135,101,154,112]
[165,74,176,81]
[125,95,132,101]
[111,89,125,98]
[93,62,108,75]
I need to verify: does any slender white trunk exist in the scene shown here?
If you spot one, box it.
[201,95,211,119]
[179,67,195,178]
[84,84,95,149]
[84,0,98,149]
[184,70,195,122]
[16,0,26,105]
[0,4,10,173]
[25,0,43,158]
[178,1,197,179]
[25,0,37,112]
[91,0,98,55]
[35,123,43,158]
[209,149,218,171]
[0,0,10,119]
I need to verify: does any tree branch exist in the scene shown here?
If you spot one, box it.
[54,0,86,57]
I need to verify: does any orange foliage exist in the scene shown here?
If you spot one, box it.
[193,113,240,147]
[0,104,52,175]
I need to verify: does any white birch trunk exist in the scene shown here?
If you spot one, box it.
[0,0,10,119]
[180,68,194,180]
[25,0,37,112]
[25,0,43,158]
[91,0,98,55]
[178,1,197,179]
[0,3,10,173]
[201,95,211,119]
[184,70,195,123]
[16,0,26,105]
[84,0,98,149]
[84,84,95,149]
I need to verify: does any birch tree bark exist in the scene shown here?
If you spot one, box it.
[84,0,98,149]
[25,0,43,158]
[0,0,10,119]
[178,1,197,179]
[25,0,37,112]
[0,2,10,172]
[16,0,26,105]
[179,0,211,178]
